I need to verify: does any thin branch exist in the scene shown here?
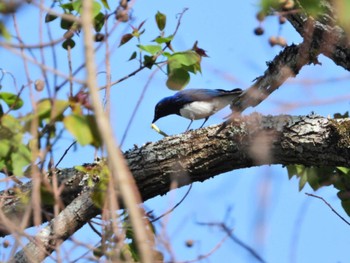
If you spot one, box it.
[176,228,232,263]
[55,141,77,168]
[196,221,266,263]
[222,224,266,263]
[305,193,350,226]
[120,66,160,147]
[151,184,192,223]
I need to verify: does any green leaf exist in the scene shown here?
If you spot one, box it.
[0,140,11,157]
[169,51,201,67]
[72,0,82,13]
[64,114,94,146]
[92,1,102,17]
[60,3,74,11]
[71,0,101,17]
[286,165,297,179]
[341,199,350,217]
[63,114,102,147]
[338,190,350,216]
[305,167,320,191]
[137,44,162,55]
[0,160,5,171]
[299,170,308,191]
[1,114,22,135]
[259,0,280,14]
[143,55,156,69]
[183,62,201,74]
[153,35,173,44]
[0,92,23,110]
[299,0,325,17]
[337,167,350,175]
[11,144,31,176]
[45,13,58,23]
[119,33,133,47]
[166,69,190,90]
[36,99,69,121]
[62,39,76,49]
[167,51,201,77]
[60,16,73,30]
[94,12,105,32]
[128,51,137,61]
[0,21,11,40]
[155,11,166,31]
[162,51,172,58]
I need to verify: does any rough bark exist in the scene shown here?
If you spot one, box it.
[2,114,350,239]
[10,191,98,263]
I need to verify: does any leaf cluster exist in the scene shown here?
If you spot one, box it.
[119,10,208,90]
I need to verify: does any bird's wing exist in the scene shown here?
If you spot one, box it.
[175,88,242,103]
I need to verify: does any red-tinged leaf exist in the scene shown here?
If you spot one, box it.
[138,19,146,30]
[101,0,110,10]
[119,33,133,47]
[192,41,209,57]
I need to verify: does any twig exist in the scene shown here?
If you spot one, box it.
[120,67,160,147]
[196,221,266,263]
[55,141,77,168]
[305,193,350,226]
[175,228,231,263]
[222,224,266,263]
[88,220,102,237]
[151,184,192,223]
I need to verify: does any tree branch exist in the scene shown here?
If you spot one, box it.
[2,114,350,261]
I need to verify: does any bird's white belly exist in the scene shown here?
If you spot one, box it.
[179,98,231,120]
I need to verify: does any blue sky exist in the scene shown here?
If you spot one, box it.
[1,0,350,262]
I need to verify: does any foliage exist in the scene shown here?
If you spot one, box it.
[119,11,207,90]
[287,165,350,216]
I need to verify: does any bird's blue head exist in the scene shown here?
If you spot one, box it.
[152,96,182,124]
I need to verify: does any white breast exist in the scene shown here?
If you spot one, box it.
[179,97,233,120]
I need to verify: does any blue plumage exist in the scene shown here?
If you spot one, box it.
[152,88,242,130]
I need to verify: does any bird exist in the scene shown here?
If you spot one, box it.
[152,88,243,131]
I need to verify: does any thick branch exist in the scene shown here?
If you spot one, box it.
[286,1,350,71]
[233,43,316,112]
[232,1,350,114]
[2,114,350,240]
[11,191,98,263]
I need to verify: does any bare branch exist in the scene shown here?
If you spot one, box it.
[305,193,350,226]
